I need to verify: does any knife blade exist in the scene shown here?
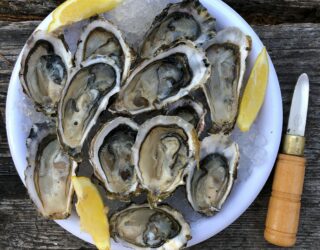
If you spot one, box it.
[282,73,309,156]
[287,73,309,137]
[264,73,310,247]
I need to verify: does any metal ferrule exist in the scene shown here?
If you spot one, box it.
[282,134,305,156]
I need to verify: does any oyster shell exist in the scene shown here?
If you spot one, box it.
[112,41,210,115]
[89,117,139,201]
[186,134,239,216]
[19,30,73,115]
[58,56,121,160]
[132,115,200,205]
[110,203,191,250]
[165,97,206,135]
[25,121,77,219]
[203,27,252,133]
[141,0,216,58]
[75,18,133,83]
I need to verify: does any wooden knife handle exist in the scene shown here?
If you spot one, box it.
[264,153,306,247]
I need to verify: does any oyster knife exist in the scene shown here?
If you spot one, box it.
[287,73,309,137]
[264,73,309,247]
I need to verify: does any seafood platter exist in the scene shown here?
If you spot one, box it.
[6,0,282,249]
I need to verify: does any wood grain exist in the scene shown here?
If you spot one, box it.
[0,1,320,249]
[0,0,319,24]
[224,0,320,24]
[0,0,64,21]
[265,154,306,247]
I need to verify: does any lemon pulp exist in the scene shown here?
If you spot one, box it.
[48,0,123,32]
[237,47,269,132]
[72,176,110,250]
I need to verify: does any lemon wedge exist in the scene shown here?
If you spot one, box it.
[72,176,110,250]
[237,47,269,132]
[48,0,123,32]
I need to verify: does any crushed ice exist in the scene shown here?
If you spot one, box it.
[105,0,182,50]
[20,0,269,225]
[232,124,268,183]
[17,83,50,136]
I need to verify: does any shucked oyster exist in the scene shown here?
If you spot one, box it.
[186,134,239,216]
[89,117,139,201]
[58,56,121,160]
[19,30,73,115]
[25,121,77,219]
[203,27,252,134]
[110,204,191,250]
[141,0,216,58]
[75,18,133,83]
[112,41,210,115]
[165,97,207,136]
[132,115,199,205]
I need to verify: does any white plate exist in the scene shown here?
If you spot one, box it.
[6,0,283,248]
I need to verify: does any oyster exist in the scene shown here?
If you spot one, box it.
[19,30,73,115]
[112,42,210,115]
[89,117,139,201]
[110,204,191,250]
[203,27,252,133]
[25,121,77,219]
[186,134,239,216]
[58,56,121,160]
[132,115,199,205]
[75,18,133,82]
[141,0,216,58]
[165,97,206,135]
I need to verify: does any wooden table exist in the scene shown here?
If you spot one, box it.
[0,0,319,249]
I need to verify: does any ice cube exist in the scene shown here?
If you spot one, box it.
[104,0,182,50]
[232,122,269,183]
[64,20,88,55]
[18,91,50,135]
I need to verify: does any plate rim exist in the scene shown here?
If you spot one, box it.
[5,0,283,248]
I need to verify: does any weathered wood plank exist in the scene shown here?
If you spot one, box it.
[224,0,320,24]
[0,175,27,198]
[0,0,63,21]
[0,179,318,250]
[0,21,39,177]
[0,20,319,249]
[0,199,92,249]
[0,0,319,24]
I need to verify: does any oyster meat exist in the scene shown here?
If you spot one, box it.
[141,0,216,58]
[19,0,255,247]
[110,204,191,250]
[203,27,252,133]
[186,134,239,216]
[132,115,199,205]
[112,42,210,115]
[89,117,139,200]
[58,56,121,160]
[19,30,73,115]
[75,18,133,82]
[165,97,207,135]
[25,121,77,219]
